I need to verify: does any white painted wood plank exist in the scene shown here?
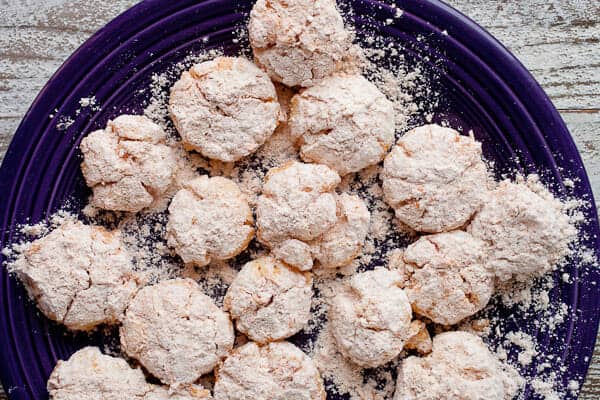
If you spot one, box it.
[563,111,600,201]
[448,0,600,110]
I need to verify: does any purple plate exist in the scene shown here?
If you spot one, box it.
[1,0,599,399]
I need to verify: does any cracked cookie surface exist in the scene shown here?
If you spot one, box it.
[382,124,489,233]
[469,179,575,281]
[330,267,412,367]
[213,341,325,400]
[256,161,340,270]
[248,0,354,87]
[169,56,280,162]
[310,193,370,269]
[392,231,494,326]
[80,115,177,213]
[120,278,234,386]
[394,331,518,400]
[166,176,254,267]
[11,220,141,331]
[224,256,312,343]
[48,347,211,400]
[289,74,395,176]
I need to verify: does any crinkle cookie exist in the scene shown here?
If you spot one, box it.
[47,347,211,400]
[248,0,354,87]
[169,56,280,162]
[166,176,254,267]
[469,179,575,281]
[80,114,177,212]
[330,267,412,367]
[289,74,395,176]
[398,231,494,326]
[48,347,150,400]
[256,161,340,270]
[382,124,489,233]
[120,278,235,386]
[213,341,325,400]
[10,220,140,331]
[224,256,312,343]
[394,331,518,400]
[311,193,370,269]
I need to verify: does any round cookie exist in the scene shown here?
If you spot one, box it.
[213,341,325,400]
[256,161,340,270]
[169,56,280,161]
[47,347,151,400]
[394,331,517,400]
[120,278,235,386]
[469,179,575,281]
[248,0,354,87]
[224,256,312,343]
[166,176,254,267]
[398,231,494,326]
[381,124,489,233]
[330,267,412,367]
[80,114,177,212]
[289,74,395,176]
[311,193,370,269]
[48,347,211,400]
[10,220,141,331]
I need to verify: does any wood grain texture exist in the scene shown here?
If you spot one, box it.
[0,1,598,399]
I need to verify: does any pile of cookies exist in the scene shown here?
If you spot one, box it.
[8,0,576,399]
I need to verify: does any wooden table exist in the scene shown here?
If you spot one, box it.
[0,1,598,398]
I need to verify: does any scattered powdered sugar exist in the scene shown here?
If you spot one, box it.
[56,115,75,131]
[505,331,538,367]
[78,96,98,109]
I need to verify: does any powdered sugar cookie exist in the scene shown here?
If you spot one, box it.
[382,124,489,233]
[169,57,280,161]
[399,231,494,325]
[80,114,177,212]
[330,267,412,367]
[120,278,234,386]
[394,331,518,400]
[469,179,575,281]
[311,193,370,269]
[47,347,211,400]
[248,0,354,87]
[289,74,395,175]
[166,176,254,267]
[48,347,151,400]
[213,341,325,400]
[224,256,312,343]
[10,220,140,331]
[256,161,340,270]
